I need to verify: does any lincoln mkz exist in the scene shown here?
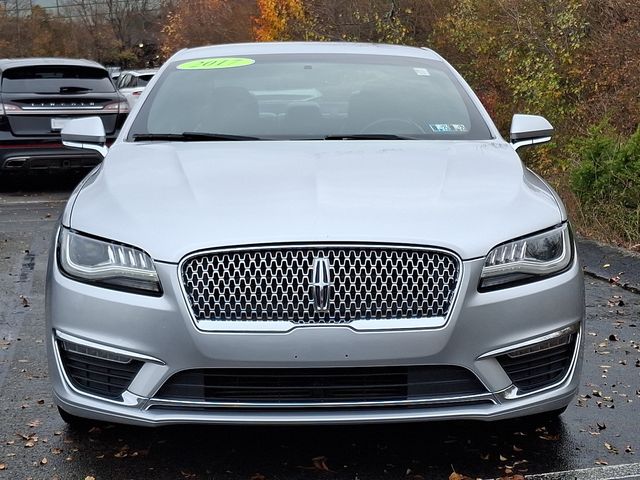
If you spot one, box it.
[46,42,584,426]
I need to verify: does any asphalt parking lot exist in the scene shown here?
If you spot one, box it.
[0,175,639,480]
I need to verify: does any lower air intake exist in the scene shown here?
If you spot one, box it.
[57,340,143,399]
[155,365,487,404]
[498,333,577,393]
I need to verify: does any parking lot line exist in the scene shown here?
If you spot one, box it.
[527,463,640,480]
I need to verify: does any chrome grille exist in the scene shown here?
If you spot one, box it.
[182,245,459,324]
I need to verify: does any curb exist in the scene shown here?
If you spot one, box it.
[576,237,640,294]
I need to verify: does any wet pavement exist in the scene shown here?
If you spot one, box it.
[0,175,638,480]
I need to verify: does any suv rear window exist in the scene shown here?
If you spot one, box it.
[1,66,115,94]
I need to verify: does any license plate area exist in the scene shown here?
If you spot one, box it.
[51,118,69,132]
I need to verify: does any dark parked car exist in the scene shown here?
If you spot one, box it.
[0,58,128,175]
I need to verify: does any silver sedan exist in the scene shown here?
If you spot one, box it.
[46,42,584,426]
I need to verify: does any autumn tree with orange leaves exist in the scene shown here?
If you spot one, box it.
[160,0,256,58]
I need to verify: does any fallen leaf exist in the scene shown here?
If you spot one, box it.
[51,448,62,455]
[85,477,96,480]
[312,456,333,472]
[250,474,266,480]
[449,473,465,480]
[40,457,48,465]
[595,459,609,465]
[28,419,41,428]
[605,442,619,454]
[513,445,523,452]
[597,422,606,430]
[499,454,508,461]
[0,464,5,470]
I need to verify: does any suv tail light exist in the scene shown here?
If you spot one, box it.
[0,102,21,115]
[104,101,129,114]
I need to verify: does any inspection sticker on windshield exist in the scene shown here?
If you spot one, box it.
[413,67,430,76]
[177,58,255,70]
[429,123,468,133]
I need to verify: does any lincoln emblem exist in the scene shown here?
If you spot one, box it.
[311,257,332,312]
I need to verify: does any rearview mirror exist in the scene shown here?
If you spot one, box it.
[61,117,108,158]
[510,114,553,151]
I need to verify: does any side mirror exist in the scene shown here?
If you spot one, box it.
[61,117,108,158]
[510,114,553,151]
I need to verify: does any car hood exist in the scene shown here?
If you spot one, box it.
[69,140,562,262]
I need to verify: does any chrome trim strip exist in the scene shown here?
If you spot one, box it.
[496,324,582,400]
[12,107,106,113]
[177,243,464,333]
[145,392,496,410]
[8,109,111,116]
[55,330,165,365]
[476,324,579,360]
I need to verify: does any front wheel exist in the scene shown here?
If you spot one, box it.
[522,405,568,425]
[57,406,92,429]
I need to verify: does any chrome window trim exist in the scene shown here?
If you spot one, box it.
[176,243,463,333]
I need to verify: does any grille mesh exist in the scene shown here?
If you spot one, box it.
[182,246,459,324]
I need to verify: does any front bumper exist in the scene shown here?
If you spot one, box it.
[46,249,585,425]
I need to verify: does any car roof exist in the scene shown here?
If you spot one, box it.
[172,42,443,62]
[119,69,159,77]
[0,57,106,73]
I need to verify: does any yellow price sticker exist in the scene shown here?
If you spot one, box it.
[177,58,255,70]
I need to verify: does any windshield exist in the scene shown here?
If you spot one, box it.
[128,53,492,141]
[1,66,115,94]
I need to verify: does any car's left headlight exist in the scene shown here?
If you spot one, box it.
[57,227,161,295]
[480,223,573,290]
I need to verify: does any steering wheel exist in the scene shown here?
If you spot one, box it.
[360,118,426,135]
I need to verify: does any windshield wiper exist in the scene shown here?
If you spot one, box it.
[59,86,93,93]
[323,134,415,140]
[132,132,262,142]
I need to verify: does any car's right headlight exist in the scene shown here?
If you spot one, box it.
[57,227,161,295]
[479,223,573,290]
